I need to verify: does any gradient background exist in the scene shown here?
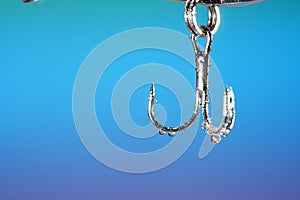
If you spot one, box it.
[1,0,299,199]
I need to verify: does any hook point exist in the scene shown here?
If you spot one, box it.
[211,135,222,144]
[149,83,157,101]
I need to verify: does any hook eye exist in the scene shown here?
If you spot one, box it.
[185,2,220,38]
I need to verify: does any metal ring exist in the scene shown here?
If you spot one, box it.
[184,0,220,37]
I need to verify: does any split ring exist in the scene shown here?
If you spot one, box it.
[184,0,220,37]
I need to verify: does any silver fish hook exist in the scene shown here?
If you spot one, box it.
[148,1,236,143]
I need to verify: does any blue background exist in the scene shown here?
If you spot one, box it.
[1,0,299,199]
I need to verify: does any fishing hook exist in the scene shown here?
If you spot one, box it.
[148,1,236,143]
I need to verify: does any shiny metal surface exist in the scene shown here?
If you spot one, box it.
[148,31,236,143]
[148,0,245,143]
[185,4,220,37]
[22,0,39,3]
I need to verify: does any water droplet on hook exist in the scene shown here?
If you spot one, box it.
[199,57,205,63]
[206,97,211,104]
[211,135,222,144]
[222,129,230,137]
[159,130,167,135]
[168,132,176,137]
[206,129,213,135]
[202,122,208,129]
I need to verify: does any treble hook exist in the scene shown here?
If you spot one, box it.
[148,1,236,143]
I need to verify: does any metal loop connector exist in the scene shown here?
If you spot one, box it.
[184,3,220,37]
